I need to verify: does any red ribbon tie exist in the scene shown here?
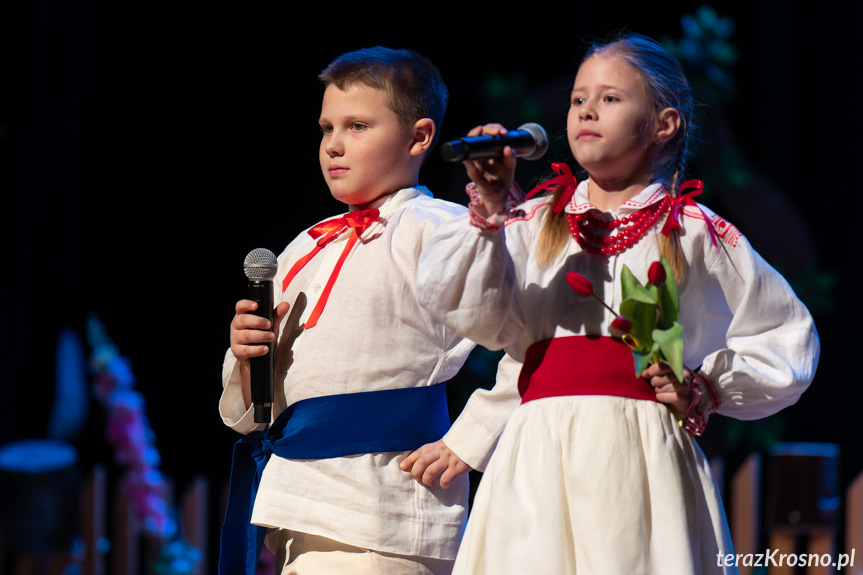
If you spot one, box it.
[660,179,718,247]
[281,208,381,328]
[526,162,578,214]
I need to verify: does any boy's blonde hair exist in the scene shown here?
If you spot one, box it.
[319,47,449,148]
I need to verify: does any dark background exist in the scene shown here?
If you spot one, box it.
[1,0,858,565]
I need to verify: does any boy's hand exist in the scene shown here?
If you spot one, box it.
[229,299,290,362]
[229,299,290,409]
[400,440,472,489]
[463,123,518,216]
[642,362,693,414]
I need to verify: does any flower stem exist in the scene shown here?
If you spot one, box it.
[591,293,618,317]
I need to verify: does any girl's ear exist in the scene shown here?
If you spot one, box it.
[655,108,681,144]
[409,118,436,156]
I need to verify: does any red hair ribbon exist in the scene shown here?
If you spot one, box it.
[282,208,380,329]
[525,162,578,214]
[660,180,718,248]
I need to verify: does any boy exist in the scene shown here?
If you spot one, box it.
[219,47,484,575]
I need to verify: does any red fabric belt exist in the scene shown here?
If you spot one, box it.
[518,336,659,404]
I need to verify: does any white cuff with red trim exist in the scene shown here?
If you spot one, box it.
[683,371,721,436]
[466,182,526,232]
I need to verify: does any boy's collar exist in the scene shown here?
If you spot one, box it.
[348,186,432,217]
[336,187,431,243]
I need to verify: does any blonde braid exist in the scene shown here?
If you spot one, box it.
[659,136,688,282]
[535,186,571,268]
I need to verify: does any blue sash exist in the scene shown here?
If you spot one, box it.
[218,383,451,575]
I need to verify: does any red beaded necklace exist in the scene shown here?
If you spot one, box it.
[566,194,671,256]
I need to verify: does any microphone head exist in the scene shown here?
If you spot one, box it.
[516,123,549,161]
[243,248,278,280]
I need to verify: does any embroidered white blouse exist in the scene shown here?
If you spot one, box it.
[416,180,820,424]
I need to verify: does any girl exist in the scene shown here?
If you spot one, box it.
[415,34,819,574]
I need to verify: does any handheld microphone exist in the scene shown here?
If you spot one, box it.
[243,248,278,423]
[440,122,549,162]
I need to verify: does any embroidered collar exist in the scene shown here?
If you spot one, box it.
[564,180,667,217]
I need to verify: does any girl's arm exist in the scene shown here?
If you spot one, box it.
[442,352,524,470]
[417,124,530,349]
[401,352,524,485]
[416,213,526,350]
[694,217,819,420]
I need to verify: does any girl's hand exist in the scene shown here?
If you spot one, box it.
[463,123,518,217]
[642,362,693,414]
[400,440,472,489]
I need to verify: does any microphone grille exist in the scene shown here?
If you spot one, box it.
[243,248,278,280]
[517,123,550,161]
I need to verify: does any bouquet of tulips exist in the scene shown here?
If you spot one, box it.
[566,256,684,381]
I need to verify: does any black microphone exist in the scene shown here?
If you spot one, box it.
[243,248,278,423]
[440,122,549,162]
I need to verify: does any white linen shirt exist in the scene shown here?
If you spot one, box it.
[417,180,820,422]
[220,187,477,561]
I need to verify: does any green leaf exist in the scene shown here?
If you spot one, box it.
[631,347,656,377]
[621,265,657,305]
[652,322,685,382]
[619,298,657,349]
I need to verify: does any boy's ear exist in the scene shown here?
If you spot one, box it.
[409,118,436,156]
[654,108,681,143]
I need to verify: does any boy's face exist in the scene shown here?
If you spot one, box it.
[319,84,419,207]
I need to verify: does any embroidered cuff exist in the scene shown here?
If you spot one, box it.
[466,182,526,231]
[683,371,721,436]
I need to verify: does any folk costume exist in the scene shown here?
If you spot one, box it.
[220,187,487,574]
[416,174,819,574]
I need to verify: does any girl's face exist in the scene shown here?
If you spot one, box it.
[567,54,659,185]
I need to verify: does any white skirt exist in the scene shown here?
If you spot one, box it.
[453,396,736,575]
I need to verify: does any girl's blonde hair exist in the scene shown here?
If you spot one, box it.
[536,33,697,280]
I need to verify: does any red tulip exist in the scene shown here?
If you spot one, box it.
[610,315,633,336]
[648,261,666,286]
[566,272,594,297]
